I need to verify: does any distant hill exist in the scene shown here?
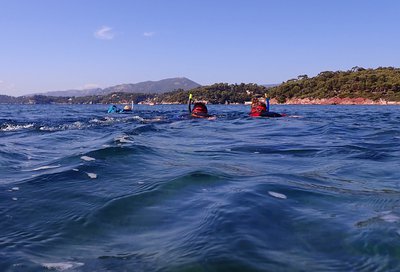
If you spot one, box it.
[34,77,200,97]
[101,77,200,95]
[268,66,400,103]
[0,94,19,104]
[34,88,103,97]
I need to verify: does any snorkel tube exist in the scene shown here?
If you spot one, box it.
[188,93,193,113]
[265,94,270,112]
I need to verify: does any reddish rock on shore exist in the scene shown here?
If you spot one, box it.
[277,97,400,105]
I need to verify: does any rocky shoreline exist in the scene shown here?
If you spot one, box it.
[271,97,400,105]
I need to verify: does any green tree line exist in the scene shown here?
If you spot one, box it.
[156,83,267,104]
[1,67,399,104]
[268,67,400,103]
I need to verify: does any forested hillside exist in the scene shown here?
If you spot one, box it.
[1,67,399,104]
[268,67,400,103]
[157,83,267,104]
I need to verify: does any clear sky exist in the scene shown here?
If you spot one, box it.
[1,0,400,96]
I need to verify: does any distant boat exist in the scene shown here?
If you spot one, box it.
[138,101,156,105]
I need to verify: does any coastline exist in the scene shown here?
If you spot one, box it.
[271,97,400,105]
[2,97,400,106]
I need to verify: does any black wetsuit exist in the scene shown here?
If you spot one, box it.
[261,111,283,117]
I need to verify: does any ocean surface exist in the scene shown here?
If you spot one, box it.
[1,104,400,271]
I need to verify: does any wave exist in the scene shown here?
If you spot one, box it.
[2,105,400,271]
[0,114,149,133]
[41,261,85,271]
[31,164,62,171]
[230,144,321,157]
[0,123,35,131]
[89,115,145,125]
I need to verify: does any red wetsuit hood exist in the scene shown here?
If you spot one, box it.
[192,103,208,114]
[250,102,267,117]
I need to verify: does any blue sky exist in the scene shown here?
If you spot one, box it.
[1,0,400,96]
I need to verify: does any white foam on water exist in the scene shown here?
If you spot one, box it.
[72,169,79,172]
[39,126,58,131]
[40,121,88,132]
[89,118,101,123]
[92,116,118,124]
[32,165,61,171]
[87,173,97,179]
[146,117,163,122]
[137,181,144,185]
[131,115,145,122]
[115,135,134,143]
[80,156,95,161]
[380,213,400,223]
[268,191,287,199]
[11,187,19,191]
[12,197,18,201]
[69,121,85,129]
[41,262,84,271]
[254,151,260,154]
[225,148,232,152]
[1,123,34,131]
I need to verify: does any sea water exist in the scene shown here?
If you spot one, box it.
[0,104,399,271]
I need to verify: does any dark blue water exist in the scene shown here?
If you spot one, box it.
[1,104,400,271]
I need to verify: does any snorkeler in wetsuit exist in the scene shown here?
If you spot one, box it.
[122,105,132,112]
[249,96,284,117]
[107,104,133,113]
[187,94,212,118]
[107,104,121,113]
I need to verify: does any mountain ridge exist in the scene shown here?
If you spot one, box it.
[31,77,200,97]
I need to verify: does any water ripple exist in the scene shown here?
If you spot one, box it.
[1,104,400,271]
